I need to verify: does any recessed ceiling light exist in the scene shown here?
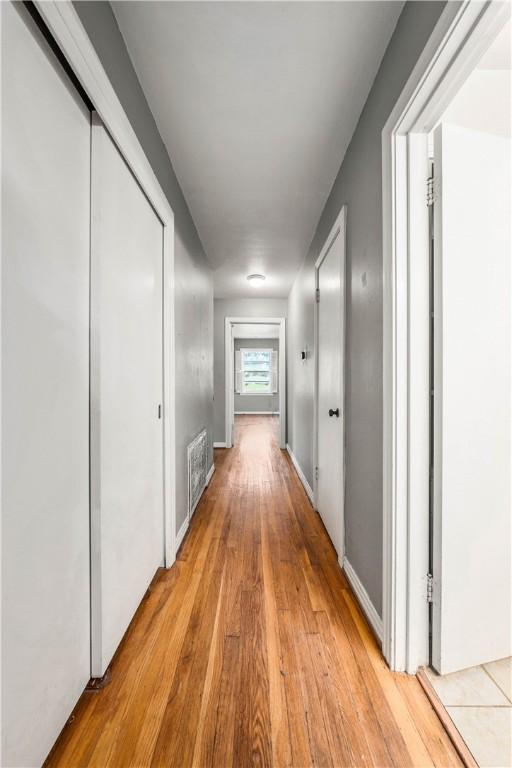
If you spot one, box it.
[247,273,266,287]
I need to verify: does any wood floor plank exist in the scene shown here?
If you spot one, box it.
[396,673,464,768]
[342,588,435,768]
[311,567,398,767]
[314,607,391,767]
[261,498,293,768]
[278,608,315,768]
[306,630,364,768]
[104,501,230,768]
[150,516,230,767]
[234,487,273,767]
[46,567,182,768]
[45,415,462,768]
[292,627,333,768]
[211,636,241,767]
[234,586,273,768]
[101,573,201,767]
[190,567,227,768]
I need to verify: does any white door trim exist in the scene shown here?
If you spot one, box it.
[33,0,177,567]
[225,317,286,449]
[382,0,510,672]
[313,206,347,560]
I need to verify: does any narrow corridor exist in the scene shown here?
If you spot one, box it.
[47,416,461,767]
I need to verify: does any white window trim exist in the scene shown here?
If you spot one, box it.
[239,347,274,396]
[32,0,178,568]
[382,0,510,672]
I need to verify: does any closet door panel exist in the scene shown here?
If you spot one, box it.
[1,3,91,766]
[90,117,164,677]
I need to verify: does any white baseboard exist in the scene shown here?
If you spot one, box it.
[213,441,226,448]
[175,516,189,553]
[234,411,279,415]
[286,444,314,505]
[343,556,383,642]
[206,463,215,485]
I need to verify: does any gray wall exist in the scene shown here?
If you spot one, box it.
[74,2,214,535]
[287,1,446,616]
[214,298,287,443]
[234,338,279,414]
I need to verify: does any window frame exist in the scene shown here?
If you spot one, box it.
[239,347,273,396]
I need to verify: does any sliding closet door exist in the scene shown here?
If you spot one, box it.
[90,117,164,677]
[1,3,91,766]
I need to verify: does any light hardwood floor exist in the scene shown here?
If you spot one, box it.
[46,415,461,767]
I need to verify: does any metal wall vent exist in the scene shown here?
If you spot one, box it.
[187,428,207,518]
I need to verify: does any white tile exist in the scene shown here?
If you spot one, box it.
[426,665,510,706]
[484,658,512,703]
[447,706,512,768]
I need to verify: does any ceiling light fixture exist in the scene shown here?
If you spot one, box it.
[247,273,266,287]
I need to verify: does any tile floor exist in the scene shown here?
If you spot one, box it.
[426,658,512,767]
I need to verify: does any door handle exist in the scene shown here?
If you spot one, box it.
[328,408,340,418]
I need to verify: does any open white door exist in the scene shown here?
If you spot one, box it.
[432,123,511,674]
[90,116,165,677]
[316,209,346,557]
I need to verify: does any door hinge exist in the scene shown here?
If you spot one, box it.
[427,176,434,207]
[426,573,434,603]
[315,288,320,303]
[315,466,319,481]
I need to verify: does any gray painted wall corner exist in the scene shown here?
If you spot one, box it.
[286,1,447,617]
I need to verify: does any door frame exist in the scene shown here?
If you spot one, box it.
[313,206,347,563]
[381,0,510,672]
[33,1,177,567]
[224,317,286,449]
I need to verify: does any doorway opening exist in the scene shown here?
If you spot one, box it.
[383,4,510,765]
[224,317,286,450]
[423,19,511,765]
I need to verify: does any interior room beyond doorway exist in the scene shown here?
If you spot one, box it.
[232,323,280,446]
[224,317,286,450]
[423,17,511,768]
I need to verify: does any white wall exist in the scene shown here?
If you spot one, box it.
[442,70,510,136]
[431,55,511,673]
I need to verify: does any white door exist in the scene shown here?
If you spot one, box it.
[1,3,91,765]
[90,117,164,677]
[432,123,511,674]
[316,210,346,556]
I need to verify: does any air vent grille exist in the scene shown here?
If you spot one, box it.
[187,428,207,517]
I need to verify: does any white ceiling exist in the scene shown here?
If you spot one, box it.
[477,20,511,70]
[112,1,404,298]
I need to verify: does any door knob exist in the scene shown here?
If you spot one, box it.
[328,408,340,418]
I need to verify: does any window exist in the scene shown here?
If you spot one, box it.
[236,348,277,395]
[241,348,271,394]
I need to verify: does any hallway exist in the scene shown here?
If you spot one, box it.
[47,416,461,767]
